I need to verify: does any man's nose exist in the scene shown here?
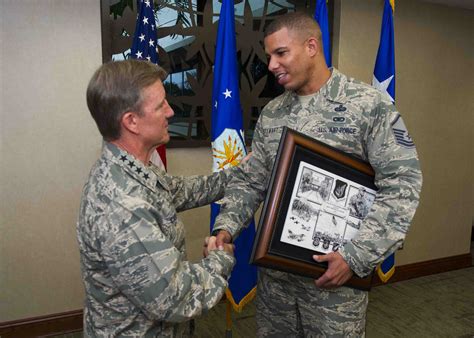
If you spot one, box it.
[267,56,278,72]
[165,100,174,118]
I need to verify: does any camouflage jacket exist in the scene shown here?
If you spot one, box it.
[77,142,235,337]
[214,68,422,278]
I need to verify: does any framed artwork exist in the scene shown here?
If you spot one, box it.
[250,127,376,290]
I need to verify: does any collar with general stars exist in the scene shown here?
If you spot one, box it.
[104,142,169,191]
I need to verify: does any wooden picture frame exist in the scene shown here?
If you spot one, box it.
[250,127,376,290]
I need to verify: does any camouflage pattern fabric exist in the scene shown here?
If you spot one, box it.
[77,142,235,337]
[256,269,367,337]
[214,69,423,335]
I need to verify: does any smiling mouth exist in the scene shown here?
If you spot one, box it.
[275,73,288,84]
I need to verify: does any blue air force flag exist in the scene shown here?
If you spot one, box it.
[314,0,332,68]
[373,0,395,103]
[211,0,257,311]
[373,0,397,283]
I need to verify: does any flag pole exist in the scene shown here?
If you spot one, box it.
[225,299,233,337]
[210,0,258,328]
[373,0,397,282]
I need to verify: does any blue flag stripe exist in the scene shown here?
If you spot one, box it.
[314,0,331,68]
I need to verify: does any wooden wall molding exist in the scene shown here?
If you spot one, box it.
[371,253,472,286]
[0,253,471,337]
[0,309,83,337]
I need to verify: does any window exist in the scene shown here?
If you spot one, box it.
[101,0,331,147]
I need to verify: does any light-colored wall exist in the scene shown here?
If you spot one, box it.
[0,0,102,321]
[1,0,472,323]
[334,0,473,265]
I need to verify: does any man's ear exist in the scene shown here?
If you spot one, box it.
[121,111,140,135]
[306,37,320,57]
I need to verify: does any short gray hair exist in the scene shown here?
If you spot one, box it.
[86,59,168,141]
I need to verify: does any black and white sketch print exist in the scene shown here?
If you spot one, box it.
[280,198,318,249]
[312,212,346,252]
[333,179,348,199]
[344,218,361,241]
[328,179,350,207]
[346,186,376,220]
[287,229,306,242]
[290,198,318,223]
[280,161,377,254]
[296,167,333,204]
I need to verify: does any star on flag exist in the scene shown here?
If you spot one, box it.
[373,75,394,102]
[131,0,158,64]
[223,88,232,98]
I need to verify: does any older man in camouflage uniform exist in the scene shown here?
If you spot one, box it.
[77,60,235,337]
[214,12,422,337]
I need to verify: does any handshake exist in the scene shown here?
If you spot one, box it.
[202,235,235,257]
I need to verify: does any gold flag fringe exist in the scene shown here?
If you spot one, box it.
[376,264,395,283]
[225,286,257,313]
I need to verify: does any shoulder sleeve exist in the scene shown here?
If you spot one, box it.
[212,114,271,238]
[339,99,423,277]
[101,196,235,322]
[162,170,229,212]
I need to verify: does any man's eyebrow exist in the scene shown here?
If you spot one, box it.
[270,46,288,54]
[266,46,284,55]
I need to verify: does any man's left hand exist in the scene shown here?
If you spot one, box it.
[313,252,353,289]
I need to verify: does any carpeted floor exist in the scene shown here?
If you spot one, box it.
[56,242,474,337]
[191,268,474,337]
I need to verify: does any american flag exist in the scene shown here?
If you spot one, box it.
[131,0,159,63]
[130,0,166,169]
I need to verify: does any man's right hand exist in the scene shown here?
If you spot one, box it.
[204,235,234,257]
[215,230,232,251]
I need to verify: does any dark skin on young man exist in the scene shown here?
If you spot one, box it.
[215,26,353,289]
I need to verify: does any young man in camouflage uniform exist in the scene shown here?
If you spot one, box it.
[214,12,423,336]
[77,60,236,337]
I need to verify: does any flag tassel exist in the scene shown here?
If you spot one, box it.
[377,264,395,283]
[225,286,257,313]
